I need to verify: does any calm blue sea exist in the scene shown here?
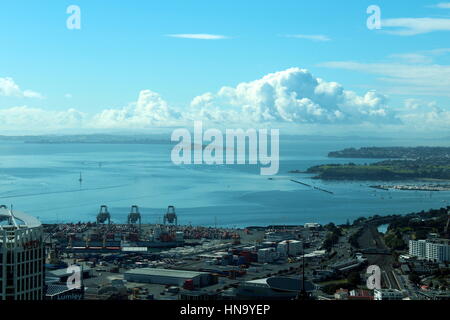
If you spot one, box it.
[0,136,449,228]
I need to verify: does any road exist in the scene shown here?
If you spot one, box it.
[357,224,400,290]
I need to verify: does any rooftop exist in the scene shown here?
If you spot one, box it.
[125,268,208,278]
[0,206,41,230]
[48,266,92,277]
[245,278,269,287]
[46,284,75,297]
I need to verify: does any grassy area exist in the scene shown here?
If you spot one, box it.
[317,279,349,286]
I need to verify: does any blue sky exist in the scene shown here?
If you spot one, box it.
[0,0,449,135]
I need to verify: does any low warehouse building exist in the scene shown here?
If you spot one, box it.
[124,268,211,288]
[47,267,92,283]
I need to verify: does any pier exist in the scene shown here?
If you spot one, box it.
[290,179,334,195]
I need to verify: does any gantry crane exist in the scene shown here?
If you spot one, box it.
[97,205,111,225]
[163,206,178,225]
[127,205,142,227]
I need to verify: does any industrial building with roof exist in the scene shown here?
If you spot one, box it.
[0,206,45,300]
[124,268,211,288]
[234,276,316,300]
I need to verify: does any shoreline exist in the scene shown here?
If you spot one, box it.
[370,184,450,192]
[42,202,450,231]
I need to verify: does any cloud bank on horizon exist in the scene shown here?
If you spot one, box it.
[0,68,448,134]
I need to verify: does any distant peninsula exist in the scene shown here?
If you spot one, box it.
[327,146,450,159]
[0,134,170,145]
[292,147,450,181]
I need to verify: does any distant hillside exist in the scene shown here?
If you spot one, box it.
[292,146,450,181]
[328,147,450,160]
[0,134,170,144]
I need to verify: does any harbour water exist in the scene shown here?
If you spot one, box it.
[377,224,389,234]
[0,136,449,228]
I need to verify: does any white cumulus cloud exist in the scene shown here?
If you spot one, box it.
[0,106,85,130]
[0,77,43,99]
[4,68,450,134]
[189,68,397,125]
[92,90,181,128]
[400,99,450,129]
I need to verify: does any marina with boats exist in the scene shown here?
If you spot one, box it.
[370,184,450,192]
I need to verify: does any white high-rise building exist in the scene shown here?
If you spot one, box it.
[409,239,427,259]
[426,240,450,263]
[409,239,450,263]
[0,207,45,300]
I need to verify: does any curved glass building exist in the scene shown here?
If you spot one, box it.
[0,206,44,300]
